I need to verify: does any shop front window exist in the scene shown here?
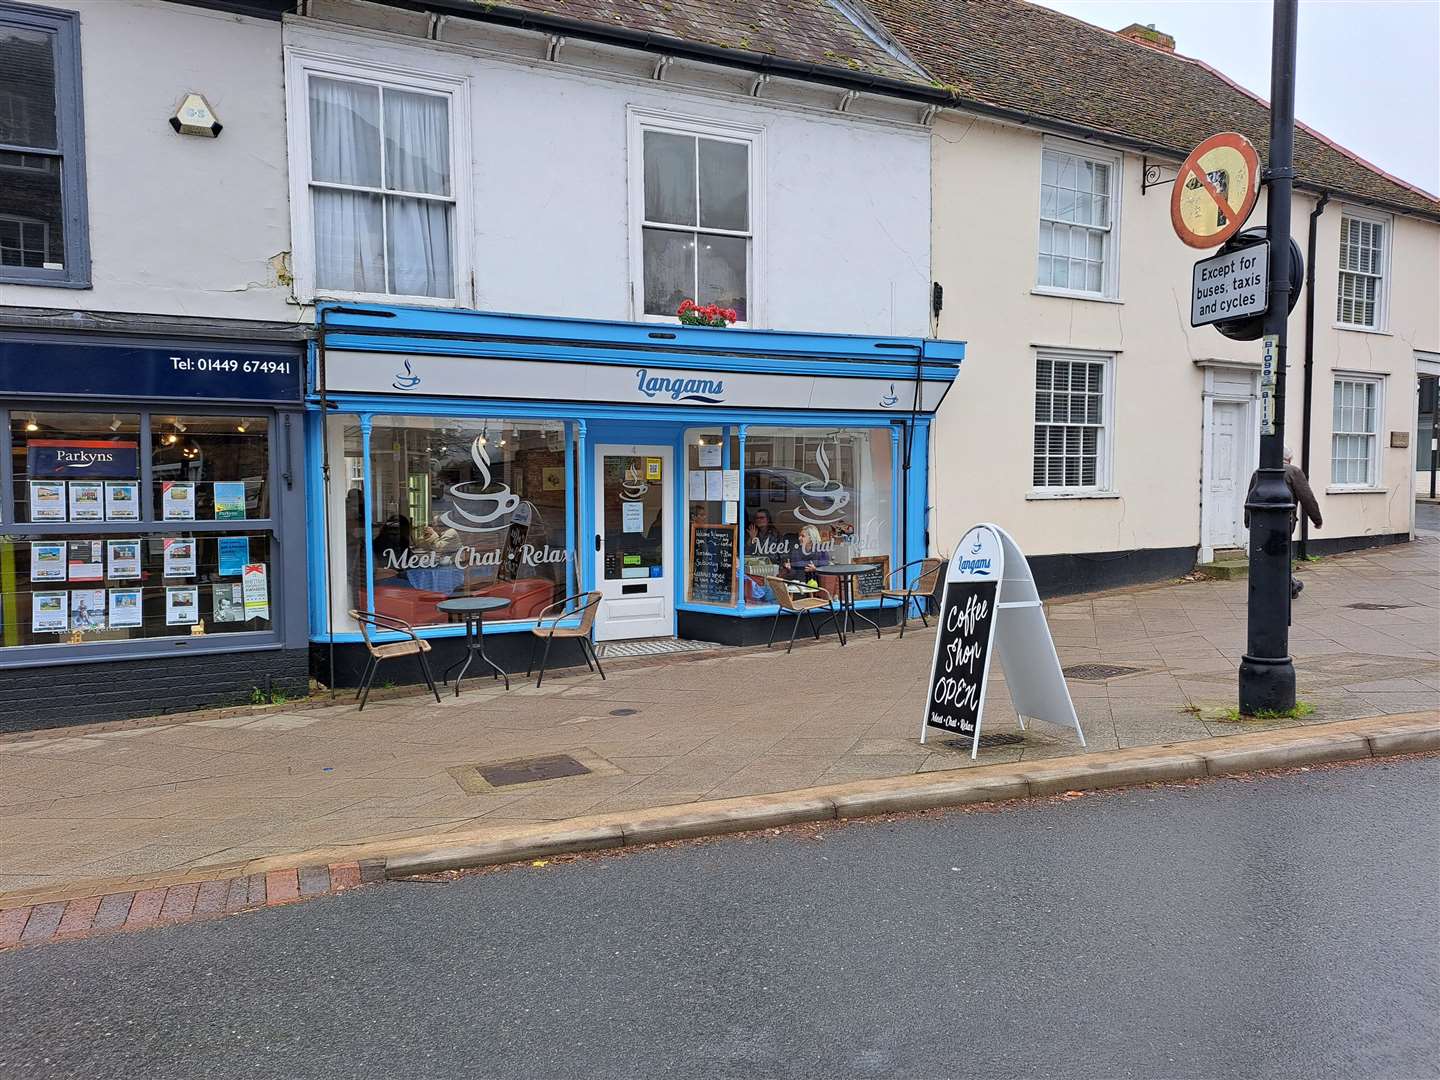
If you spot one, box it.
[742,427,894,604]
[12,411,141,523]
[151,414,270,520]
[335,415,571,628]
[682,427,739,605]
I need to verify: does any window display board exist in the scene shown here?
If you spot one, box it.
[687,523,736,605]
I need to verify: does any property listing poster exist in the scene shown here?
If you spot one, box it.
[29,482,66,522]
[213,482,246,521]
[67,541,105,582]
[162,481,196,521]
[29,542,66,582]
[68,481,104,521]
[70,590,106,631]
[166,586,199,625]
[108,588,143,628]
[106,539,142,580]
[163,537,196,578]
[217,537,249,577]
[104,481,140,521]
[32,592,68,633]
[213,583,245,623]
[242,563,269,621]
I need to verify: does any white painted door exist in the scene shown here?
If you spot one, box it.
[593,444,673,641]
[1206,401,1248,550]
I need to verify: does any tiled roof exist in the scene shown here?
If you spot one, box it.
[864,0,1440,218]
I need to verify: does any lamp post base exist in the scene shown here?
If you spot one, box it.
[1238,654,1297,715]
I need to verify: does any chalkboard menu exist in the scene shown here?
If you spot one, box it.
[688,523,737,605]
[924,578,1000,737]
[853,555,889,599]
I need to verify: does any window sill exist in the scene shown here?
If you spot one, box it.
[1325,485,1387,495]
[1026,489,1121,501]
[306,289,460,309]
[0,273,92,290]
[1030,288,1123,305]
[1332,323,1392,337]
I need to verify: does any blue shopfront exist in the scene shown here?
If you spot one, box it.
[308,304,962,686]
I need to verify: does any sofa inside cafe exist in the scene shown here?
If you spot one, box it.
[311,305,962,685]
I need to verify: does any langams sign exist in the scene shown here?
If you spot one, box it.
[27,440,140,479]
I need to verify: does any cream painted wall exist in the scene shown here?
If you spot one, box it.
[0,0,295,320]
[929,114,1440,560]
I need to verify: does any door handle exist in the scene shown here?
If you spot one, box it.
[595,533,602,552]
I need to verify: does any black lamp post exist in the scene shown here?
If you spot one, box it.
[1239,0,1300,715]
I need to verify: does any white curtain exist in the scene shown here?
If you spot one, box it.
[384,89,453,298]
[309,77,384,293]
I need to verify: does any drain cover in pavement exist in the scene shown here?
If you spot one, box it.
[1062,663,1145,681]
[609,708,639,716]
[1345,602,1409,611]
[477,754,592,787]
[943,733,1026,750]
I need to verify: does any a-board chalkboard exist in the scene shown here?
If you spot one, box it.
[924,578,1000,737]
[688,523,737,605]
[853,555,889,599]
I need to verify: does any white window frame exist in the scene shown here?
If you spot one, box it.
[1329,372,1385,491]
[284,48,471,307]
[1334,207,1392,332]
[627,108,763,328]
[1029,347,1117,497]
[1033,137,1123,302]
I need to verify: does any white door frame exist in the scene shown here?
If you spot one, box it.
[1197,360,1261,564]
[592,442,675,641]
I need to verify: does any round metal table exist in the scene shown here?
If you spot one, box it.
[817,564,883,643]
[437,596,512,693]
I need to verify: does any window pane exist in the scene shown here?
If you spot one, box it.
[0,174,65,269]
[697,234,747,320]
[11,412,141,524]
[313,189,385,293]
[1085,262,1102,293]
[382,88,450,196]
[151,415,270,521]
[0,25,58,149]
[386,196,453,298]
[698,138,748,231]
[309,77,382,188]
[642,227,694,316]
[643,130,696,226]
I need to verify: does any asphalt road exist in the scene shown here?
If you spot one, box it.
[3,757,1437,1080]
[1417,498,1440,532]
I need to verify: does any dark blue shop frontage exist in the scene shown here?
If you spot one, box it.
[307,304,962,687]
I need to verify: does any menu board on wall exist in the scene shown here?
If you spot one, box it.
[854,555,890,599]
[687,523,737,606]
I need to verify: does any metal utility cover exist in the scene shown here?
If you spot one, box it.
[1062,663,1145,681]
[479,754,592,787]
[1345,602,1409,611]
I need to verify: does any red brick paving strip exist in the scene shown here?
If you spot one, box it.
[265,869,299,905]
[160,884,199,922]
[19,902,65,944]
[0,908,30,948]
[298,866,331,898]
[225,877,252,911]
[94,892,134,930]
[247,873,267,907]
[330,862,362,891]
[56,896,102,937]
[124,888,167,929]
[196,879,230,915]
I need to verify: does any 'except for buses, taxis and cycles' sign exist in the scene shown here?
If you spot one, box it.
[1170,132,1262,249]
[0,340,302,403]
[922,523,1086,758]
[1191,240,1268,327]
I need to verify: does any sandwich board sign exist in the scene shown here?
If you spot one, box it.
[922,523,1085,758]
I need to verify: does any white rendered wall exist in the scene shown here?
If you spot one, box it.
[0,0,294,320]
[284,22,932,337]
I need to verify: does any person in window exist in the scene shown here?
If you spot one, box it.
[415,513,460,555]
[782,524,831,587]
[747,509,783,555]
[1244,447,1322,599]
[373,514,413,582]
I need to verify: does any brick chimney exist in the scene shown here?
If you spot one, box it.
[1116,22,1175,52]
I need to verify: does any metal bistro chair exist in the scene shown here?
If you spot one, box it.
[764,576,845,654]
[880,558,946,638]
[349,609,442,711]
[528,591,604,688]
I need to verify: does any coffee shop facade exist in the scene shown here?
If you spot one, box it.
[308,304,961,683]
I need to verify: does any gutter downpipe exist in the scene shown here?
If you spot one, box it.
[1298,190,1330,560]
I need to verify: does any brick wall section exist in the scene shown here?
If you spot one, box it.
[0,649,310,735]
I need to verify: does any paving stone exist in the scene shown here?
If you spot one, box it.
[195,879,230,914]
[55,896,102,936]
[297,866,331,897]
[160,884,199,921]
[19,902,65,944]
[0,907,31,948]
[123,889,166,929]
[93,893,134,929]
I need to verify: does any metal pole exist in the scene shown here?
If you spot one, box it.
[1429,376,1438,500]
[1239,0,1299,714]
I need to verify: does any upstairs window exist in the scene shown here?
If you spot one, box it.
[1331,376,1382,487]
[633,114,756,324]
[1033,350,1112,491]
[0,2,89,286]
[302,68,457,300]
[1336,212,1388,330]
[1036,144,1118,298]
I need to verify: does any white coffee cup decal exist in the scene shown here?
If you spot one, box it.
[795,442,849,525]
[620,461,648,501]
[440,436,519,533]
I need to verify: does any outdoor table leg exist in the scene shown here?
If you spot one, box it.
[449,617,478,696]
[848,578,882,639]
[472,612,510,691]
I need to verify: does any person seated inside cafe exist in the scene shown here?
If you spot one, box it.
[747,508,783,551]
[414,512,460,555]
[781,523,831,588]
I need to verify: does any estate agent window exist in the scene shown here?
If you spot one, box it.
[1331,376,1383,487]
[1036,144,1118,298]
[297,60,460,301]
[1032,350,1112,492]
[1336,211,1388,330]
[633,113,756,323]
[0,1,89,286]
[0,409,280,652]
[326,415,571,632]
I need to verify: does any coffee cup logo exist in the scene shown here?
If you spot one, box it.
[620,462,648,501]
[794,443,849,525]
[440,436,519,533]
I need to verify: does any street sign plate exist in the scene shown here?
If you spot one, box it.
[1192,242,1268,327]
[1171,132,1262,249]
[1260,334,1279,435]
